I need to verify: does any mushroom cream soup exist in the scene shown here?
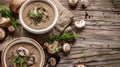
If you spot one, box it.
[6,43,41,67]
[22,1,55,30]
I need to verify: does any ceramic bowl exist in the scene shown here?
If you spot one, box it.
[1,37,45,67]
[19,0,58,34]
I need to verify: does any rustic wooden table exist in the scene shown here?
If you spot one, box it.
[57,0,120,67]
[0,0,120,67]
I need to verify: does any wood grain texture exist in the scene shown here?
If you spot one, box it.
[0,0,120,67]
[57,0,120,67]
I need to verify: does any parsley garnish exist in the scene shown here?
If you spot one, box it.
[0,6,19,31]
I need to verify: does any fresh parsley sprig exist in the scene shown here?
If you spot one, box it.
[27,9,43,24]
[47,33,78,43]
[0,6,19,31]
[12,54,32,67]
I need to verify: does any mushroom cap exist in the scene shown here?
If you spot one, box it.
[47,54,60,67]
[0,17,11,28]
[80,0,89,8]
[0,27,6,41]
[9,0,26,13]
[48,57,56,66]
[17,47,29,57]
[63,43,71,53]
[68,0,79,7]
[8,25,15,33]
[74,20,86,28]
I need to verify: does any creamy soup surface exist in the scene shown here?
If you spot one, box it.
[22,1,55,30]
[6,43,41,67]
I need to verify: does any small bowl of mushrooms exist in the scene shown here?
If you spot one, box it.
[1,37,45,67]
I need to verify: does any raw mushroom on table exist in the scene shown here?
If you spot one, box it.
[0,17,11,28]
[62,43,71,55]
[68,0,79,7]
[47,54,60,67]
[80,0,89,8]
[44,41,59,54]
[8,25,15,33]
[74,19,86,28]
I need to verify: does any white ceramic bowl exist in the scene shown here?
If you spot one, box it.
[19,0,58,34]
[2,37,45,67]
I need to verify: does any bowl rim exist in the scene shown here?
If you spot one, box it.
[1,37,45,67]
[19,0,58,34]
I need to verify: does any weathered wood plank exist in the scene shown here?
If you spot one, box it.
[57,0,120,67]
[72,11,120,22]
[86,21,120,26]
[60,0,120,11]
[60,49,120,60]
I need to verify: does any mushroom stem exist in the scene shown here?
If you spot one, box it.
[44,41,59,54]
[52,41,59,49]
[34,7,38,15]
[44,42,56,54]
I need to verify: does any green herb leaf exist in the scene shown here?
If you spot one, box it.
[47,33,78,43]
[54,48,60,53]
[27,9,43,24]
[0,6,19,31]
[27,12,36,18]
[81,49,87,60]
[12,55,24,67]
[12,54,35,67]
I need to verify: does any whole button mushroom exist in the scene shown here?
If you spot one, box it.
[74,19,86,28]
[48,58,56,66]
[62,43,71,55]
[0,27,6,41]
[0,17,11,28]
[9,0,26,13]
[68,0,79,7]
[80,0,89,8]
[17,47,29,57]
[8,25,15,33]
[47,54,60,67]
